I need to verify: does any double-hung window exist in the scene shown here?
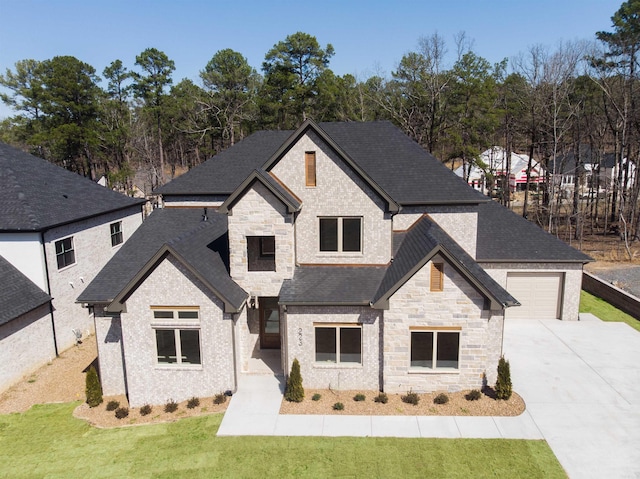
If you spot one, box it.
[319,217,362,252]
[55,237,75,269]
[410,328,460,370]
[315,325,362,364]
[152,309,201,366]
[110,221,123,247]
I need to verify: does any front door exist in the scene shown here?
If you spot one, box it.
[259,297,281,349]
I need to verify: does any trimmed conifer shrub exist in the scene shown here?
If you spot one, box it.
[85,365,103,408]
[285,358,304,402]
[495,356,513,400]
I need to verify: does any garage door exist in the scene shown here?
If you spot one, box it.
[506,272,563,319]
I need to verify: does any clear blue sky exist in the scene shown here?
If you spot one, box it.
[0,0,623,119]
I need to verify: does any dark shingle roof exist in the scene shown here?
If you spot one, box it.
[476,201,592,263]
[155,131,292,196]
[0,255,51,326]
[0,142,145,231]
[78,208,246,310]
[373,216,518,309]
[280,266,387,305]
[155,121,486,206]
[547,146,616,175]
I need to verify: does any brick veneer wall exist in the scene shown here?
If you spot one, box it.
[383,255,503,393]
[93,307,127,396]
[46,206,142,352]
[120,255,235,407]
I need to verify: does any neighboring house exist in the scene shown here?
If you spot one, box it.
[455,147,544,196]
[0,142,145,392]
[79,121,590,407]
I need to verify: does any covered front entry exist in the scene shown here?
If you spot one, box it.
[259,297,281,349]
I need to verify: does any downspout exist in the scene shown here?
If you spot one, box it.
[41,232,59,357]
[230,311,239,393]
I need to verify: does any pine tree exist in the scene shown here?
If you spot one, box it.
[285,358,304,402]
[495,356,512,400]
[85,365,103,407]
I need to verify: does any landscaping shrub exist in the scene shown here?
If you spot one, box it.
[114,407,129,419]
[105,400,120,411]
[401,391,420,405]
[164,399,178,413]
[213,393,227,405]
[465,389,482,401]
[85,365,103,408]
[312,393,321,401]
[139,404,152,416]
[433,393,449,405]
[495,356,513,400]
[353,393,366,402]
[187,397,200,409]
[284,358,304,402]
[332,402,344,411]
[374,392,388,404]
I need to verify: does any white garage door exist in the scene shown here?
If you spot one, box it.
[506,272,563,319]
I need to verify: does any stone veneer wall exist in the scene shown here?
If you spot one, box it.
[46,206,142,352]
[120,255,235,407]
[270,131,392,265]
[481,262,583,321]
[393,205,479,258]
[284,305,381,390]
[383,255,503,393]
[93,307,127,396]
[228,182,295,297]
[0,304,56,393]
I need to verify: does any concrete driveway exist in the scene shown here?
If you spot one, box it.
[503,315,640,479]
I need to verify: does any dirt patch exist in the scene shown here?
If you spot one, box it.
[280,389,525,416]
[74,395,228,428]
[0,338,97,414]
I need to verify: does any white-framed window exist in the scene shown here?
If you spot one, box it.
[152,309,201,366]
[314,324,362,364]
[110,221,123,247]
[319,217,362,252]
[55,237,75,269]
[410,328,460,370]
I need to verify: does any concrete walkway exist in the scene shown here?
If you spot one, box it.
[218,314,640,478]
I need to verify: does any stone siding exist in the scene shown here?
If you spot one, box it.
[120,255,235,407]
[270,131,392,265]
[383,255,503,393]
[394,205,478,258]
[284,305,381,390]
[481,262,583,321]
[0,304,56,392]
[46,206,142,352]
[228,182,295,297]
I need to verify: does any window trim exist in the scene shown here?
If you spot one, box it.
[152,308,202,367]
[318,216,363,253]
[110,221,123,247]
[305,151,316,187]
[55,236,76,270]
[409,327,461,372]
[314,323,362,366]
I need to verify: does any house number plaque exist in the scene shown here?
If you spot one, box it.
[297,328,303,346]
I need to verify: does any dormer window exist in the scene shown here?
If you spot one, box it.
[305,151,316,187]
[319,217,362,253]
[248,236,276,271]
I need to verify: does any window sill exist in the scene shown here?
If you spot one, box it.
[313,362,362,369]
[57,263,77,272]
[408,368,460,375]
[155,364,203,371]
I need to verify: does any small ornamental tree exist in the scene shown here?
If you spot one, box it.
[285,358,304,402]
[85,365,103,407]
[495,356,512,400]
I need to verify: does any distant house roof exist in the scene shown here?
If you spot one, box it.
[77,208,247,312]
[157,121,487,207]
[0,255,51,326]
[475,201,592,263]
[547,145,617,176]
[373,216,518,310]
[0,142,145,232]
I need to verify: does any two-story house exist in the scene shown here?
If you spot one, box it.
[0,142,145,392]
[78,121,590,407]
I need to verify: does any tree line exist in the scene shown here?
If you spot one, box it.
[1,1,639,243]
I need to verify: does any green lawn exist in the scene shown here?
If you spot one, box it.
[580,290,640,332]
[0,402,566,479]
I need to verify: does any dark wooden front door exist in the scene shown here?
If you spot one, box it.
[259,297,281,349]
